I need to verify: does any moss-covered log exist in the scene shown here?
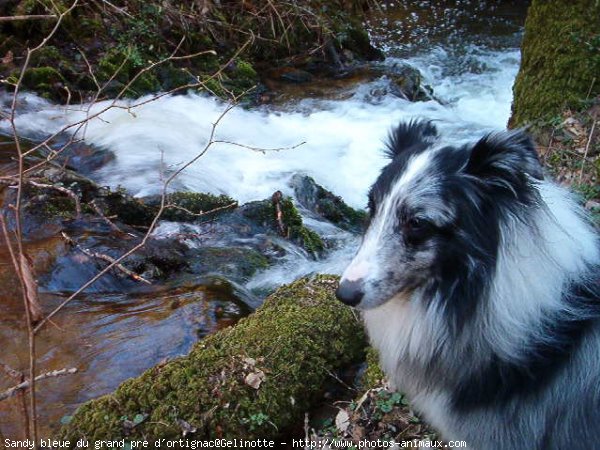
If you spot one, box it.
[510,0,600,127]
[60,275,366,441]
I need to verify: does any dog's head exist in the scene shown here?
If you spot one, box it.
[336,120,543,312]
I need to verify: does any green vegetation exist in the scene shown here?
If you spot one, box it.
[361,347,385,390]
[243,195,326,255]
[161,192,237,222]
[0,0,382,101]
[60,275,366,441]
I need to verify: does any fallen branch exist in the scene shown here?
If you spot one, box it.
[271,190,286,236]
[0,15,57,22]
[166,200,238,218]
[27,180,81,218]
[90,200,125,234]
[0,368,77,402]
[61,232,151,285]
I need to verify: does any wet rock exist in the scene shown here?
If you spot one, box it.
[44,140,116,176]
[375,62,434,102]
[241,193,325,256]
[290,174,367,233]
[141,192,237,223]
[189,247,270,284]
[337,25,385,63]
[276,67,314,84]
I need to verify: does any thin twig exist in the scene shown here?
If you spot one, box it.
[0,368,78,402]
[7,2,80,439]
[27,181,81,217]
[0,15,57,22]
[166,201,238,218]
[578,119,596,182]
[61,232,151,284]
[90,200,124,233]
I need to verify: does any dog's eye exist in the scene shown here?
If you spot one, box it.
[403,217,433,245]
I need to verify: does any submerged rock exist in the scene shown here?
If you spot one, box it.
[60,275,366,441]
[189,247,270,284]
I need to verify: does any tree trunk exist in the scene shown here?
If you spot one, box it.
[60,275,366,442]
[510,0,600,127]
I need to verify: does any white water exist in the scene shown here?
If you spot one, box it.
[2,43,521,290]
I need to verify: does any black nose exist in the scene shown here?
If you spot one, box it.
[335,279,365,306]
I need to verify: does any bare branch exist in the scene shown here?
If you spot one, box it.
[166,200,238,218]
[90,200,125,234]
[0,15,57,22]
[61,232,151,285]
[578,119,596,182]
[27,180,82,218]
[0,368,78,402]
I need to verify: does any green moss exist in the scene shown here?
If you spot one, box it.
[20,66,65,100]
[234,59,258,80]
[243,196,326,255]
[362,347,385,390]
[162,192,236,222]
[193,247,270,281]
[60,275,366,441]
[510,0,600,126]
[97,48,161,98]
[279,197,325,255]
[102,190,156,227]
[40,197,76,219]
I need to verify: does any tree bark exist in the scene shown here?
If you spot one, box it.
[510,0,600,127]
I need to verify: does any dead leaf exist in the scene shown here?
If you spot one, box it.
[20,253,42,324]
[242,357,256,368]
[176,418,197,437]
[1,51,13,65]
[244,370,265,389]
[335,409,350,434]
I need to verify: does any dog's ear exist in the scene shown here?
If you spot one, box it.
[385,120,438,159]
[465,129,543,183]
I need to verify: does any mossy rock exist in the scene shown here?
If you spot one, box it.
[338,22,385,61]
[163,192,237,222]
[60,274,366,441]
[361,347,386,390]
[510,0,600,126]
[140,192,237,222]
[190,246,270,282]
[97,48,161,98]
[99,189,157,228]
[290,174,367,233]
[19,66,65,101]
[242,195,326,256]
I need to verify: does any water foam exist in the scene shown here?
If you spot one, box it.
[1,43,521,289]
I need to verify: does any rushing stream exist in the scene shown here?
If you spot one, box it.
[0,1,529,437]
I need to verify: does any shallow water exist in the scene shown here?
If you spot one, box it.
[0,284,247,437]
[0,1,529,437]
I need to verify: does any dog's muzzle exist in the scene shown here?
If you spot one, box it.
[336,279,365,307]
